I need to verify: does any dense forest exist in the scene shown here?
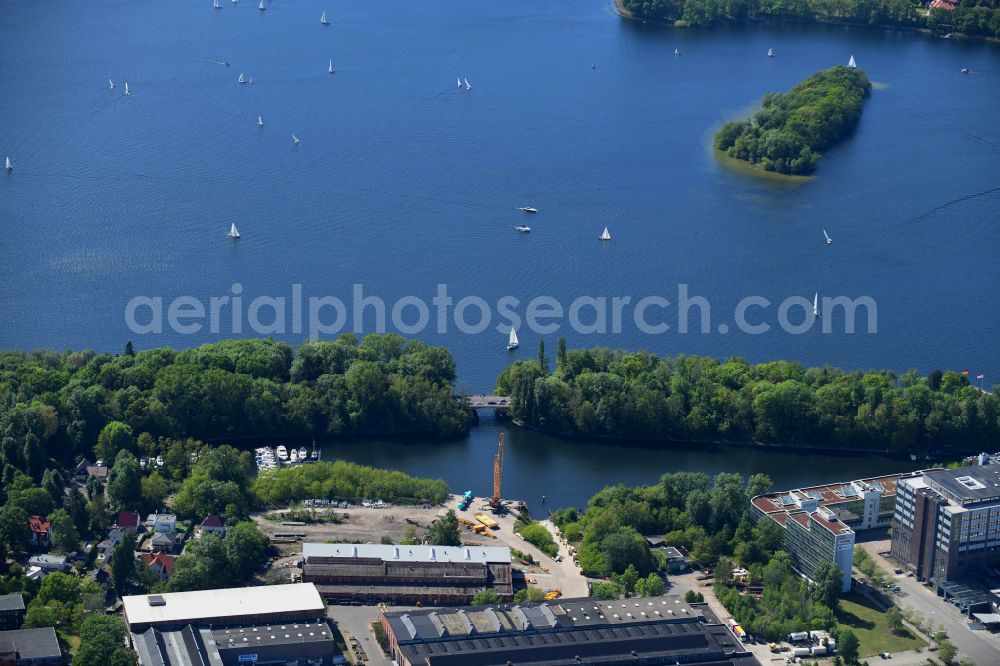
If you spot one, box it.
[0,334,469,470]
[621,0,1000,40]
[714,66,871,174]
[496,341,999,452]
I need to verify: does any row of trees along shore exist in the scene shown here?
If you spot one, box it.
[621,0,1000,40]
[714,66,871,175]
[0,334,469,474]
[496,340,999,452]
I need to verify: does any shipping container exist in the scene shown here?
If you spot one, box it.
[792,648,811,657]
[810,646,828,656]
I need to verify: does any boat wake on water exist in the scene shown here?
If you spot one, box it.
[913,185,1000,222]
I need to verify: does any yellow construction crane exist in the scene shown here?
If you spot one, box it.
[491,432,504,509]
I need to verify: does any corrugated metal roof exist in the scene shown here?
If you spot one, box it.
[303,542,510,563]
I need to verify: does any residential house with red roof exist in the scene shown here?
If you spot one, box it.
[27,516,51,548]
[140,552,176,581]
[200,515,226,536]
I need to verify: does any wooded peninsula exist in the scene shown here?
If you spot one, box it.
[714,65,871,175]
[496,341,998,453]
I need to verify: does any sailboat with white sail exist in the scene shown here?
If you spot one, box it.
[847,54,857,68]
[599,226,611,241]
[507,327,520,351]
[329,60,335,74]
[228,223,240,239]
[257,115,264,127]
[124,82,131,96]
[4,157,11,172]
[292,134,300,145]
[457,77,462,89]
[239,72,246,84]
[321,11,329,25]
[464,78,471,91]
[108,79,115,90]
[823,230,832,245]
[768,48,774,57]
[214,0,222,9]
[813,292,820,317]
[258,0,266,10]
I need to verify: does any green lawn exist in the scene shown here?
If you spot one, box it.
[837,593,926,657]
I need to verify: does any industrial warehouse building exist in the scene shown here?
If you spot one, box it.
[132,620,342,666]
[123,584,342,666]
[379,596,761,666]
[892,460,1000,584]
[751,474,898,592]
[302,543,513,604]
[122,583,326,632]
[0,627,63,666]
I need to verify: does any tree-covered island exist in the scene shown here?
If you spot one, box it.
[714,65,871,175]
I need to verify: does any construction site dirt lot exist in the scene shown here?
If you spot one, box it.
[252,495,591,599]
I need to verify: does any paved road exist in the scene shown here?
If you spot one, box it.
[328,605,410,666]
[858,540,1000,665]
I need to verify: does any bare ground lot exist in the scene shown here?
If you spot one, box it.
[252,495,591,599]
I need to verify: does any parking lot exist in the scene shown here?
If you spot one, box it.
[857,539,1000,665]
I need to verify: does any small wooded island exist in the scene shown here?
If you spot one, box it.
[714,65,871,175]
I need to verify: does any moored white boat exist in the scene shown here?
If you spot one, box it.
[276,445,288,460]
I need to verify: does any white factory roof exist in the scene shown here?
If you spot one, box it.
[122,583,324,627]
[302,542,511,564]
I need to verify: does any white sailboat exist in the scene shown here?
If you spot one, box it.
[4,157,11,172]
[599,226,611,241]
[289,448,299,463]
[292,134,300,145]
[238,72,246,84]
[457,77,462,88]
[258,0,266,10]
[823,229,832,245]
[276,445,288,460]
[233,0,238,3]
[249,76,254,84]
[464,78,471,91]
[257,115,264,127]
[768,48,774,57]
[813,292,820,317]
[228,223,240,239]
[320,11,329,25]
[518,207,538,214]
[507,327,520,351]
[674,48,681,56]
[108,79,115,90]
[515,225,531,233]
[214,0,222,9]
[329,60,335,74]
[124,81,131,95]
[847,54,857,68]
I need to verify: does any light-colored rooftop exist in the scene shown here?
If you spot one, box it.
[122,583,324,628]
[303,542,510,564]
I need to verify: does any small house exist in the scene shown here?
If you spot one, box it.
[116,511,141,532]
[26,555,68,574]
[200,515,226,536]
[27,516,51,548]
[139,552,176,581]
[149,533,174,553]
[150,513,176,534]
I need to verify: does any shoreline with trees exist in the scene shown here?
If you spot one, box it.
[615,0,1000,42]
[496,340,999,456]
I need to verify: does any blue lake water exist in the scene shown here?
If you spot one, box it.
[1,0,997,508]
